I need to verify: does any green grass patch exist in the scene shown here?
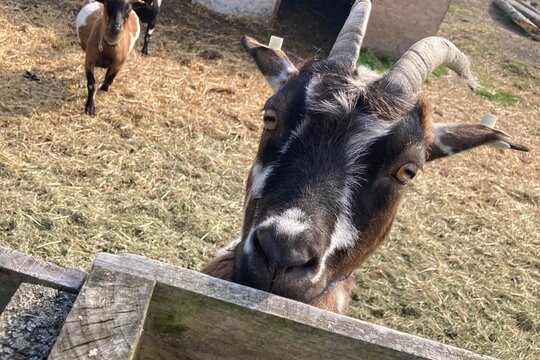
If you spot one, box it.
[503,60,535,77]
[475,86,519,105]
[426,66,449,84]
[357,49,395,73]
[448,4,459,14]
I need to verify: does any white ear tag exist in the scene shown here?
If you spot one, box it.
[481,114,511,149]
[268,36,283,50]
[481,113,497,128]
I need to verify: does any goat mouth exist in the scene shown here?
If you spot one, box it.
[110,27,122,36]
[267,270,277,293]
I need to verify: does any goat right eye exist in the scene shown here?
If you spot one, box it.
[394,163,418,184]
[263,109,278,130]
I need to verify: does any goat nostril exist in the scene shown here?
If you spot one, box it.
[284,258,318,274]
[304,258,318,269]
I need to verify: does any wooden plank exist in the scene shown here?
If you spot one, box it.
[0,247,86,294]
[94,252,496,360]
[49,265,155,360]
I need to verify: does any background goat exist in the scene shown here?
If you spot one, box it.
[76,0,140,115]
[202,0,529,314]
[133,0,161,55]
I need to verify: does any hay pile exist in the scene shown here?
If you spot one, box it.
[0,0,538,359]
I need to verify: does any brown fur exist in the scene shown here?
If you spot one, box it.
[312,276,356,314]
[78,3,139,69]
[420,98,434,147]
[77,1,139,114]
[201,251,235,281]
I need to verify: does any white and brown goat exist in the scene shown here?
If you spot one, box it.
[202,0,529,314]
[76,0,140,115]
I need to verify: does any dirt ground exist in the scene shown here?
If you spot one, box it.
[0,0,538,359]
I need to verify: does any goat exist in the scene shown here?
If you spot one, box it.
[133,0,162,55]
[76,0,140,115]
[202,0,529,314]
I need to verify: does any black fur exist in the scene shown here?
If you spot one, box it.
[85,70,96,115]
[103,0,132,35]
[234,59,427,303]
[133,0,161,55]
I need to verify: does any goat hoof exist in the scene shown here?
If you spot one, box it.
[84,104,95,115]
[141,48,148,56]
[99,85,109,92]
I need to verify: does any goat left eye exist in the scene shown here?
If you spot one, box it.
[395,163,418,184]
[263,109,278,130]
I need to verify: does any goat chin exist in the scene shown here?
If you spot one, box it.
[201,250,355,315]
[201,251,235,281]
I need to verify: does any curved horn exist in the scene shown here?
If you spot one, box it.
[376,37,479,96]
[328,0,372,68]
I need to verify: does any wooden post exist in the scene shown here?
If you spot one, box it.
[49,265,155,360]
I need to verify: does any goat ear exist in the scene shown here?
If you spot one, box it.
[241,35,298,93]
[426,123,528,161]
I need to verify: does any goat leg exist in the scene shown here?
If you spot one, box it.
[141,21,156,55]
[84,66,96,115]
[100,65,121,92]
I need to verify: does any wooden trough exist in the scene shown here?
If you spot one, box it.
[0,247,496,359]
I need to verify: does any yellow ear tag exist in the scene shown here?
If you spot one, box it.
[268,36,283,51]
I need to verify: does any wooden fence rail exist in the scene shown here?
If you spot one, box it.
[0,247,497,360]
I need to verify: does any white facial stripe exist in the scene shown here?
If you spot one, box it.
[312,211,358,283]
[156,0,162,7]
[76,2,101,39]
[312,120,393,282]
[278,117,308,157]
[346,117,393,163]
[241,161,275,256]
[243,228,256,255]
[329,213,358,253]
[258,208,308,238]
[246,161,274,206]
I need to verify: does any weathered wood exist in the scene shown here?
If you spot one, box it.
[0,247,86,294]
[516,0,540,14]
[49,265,155,360]
[0,283,76,359]
[494,0,540,35]
[0,278,18,313]
[95,252,496,360]
[507,0,540,27]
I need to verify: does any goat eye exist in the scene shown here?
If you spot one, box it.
[263,109,278,130]
[395,163,418,184]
